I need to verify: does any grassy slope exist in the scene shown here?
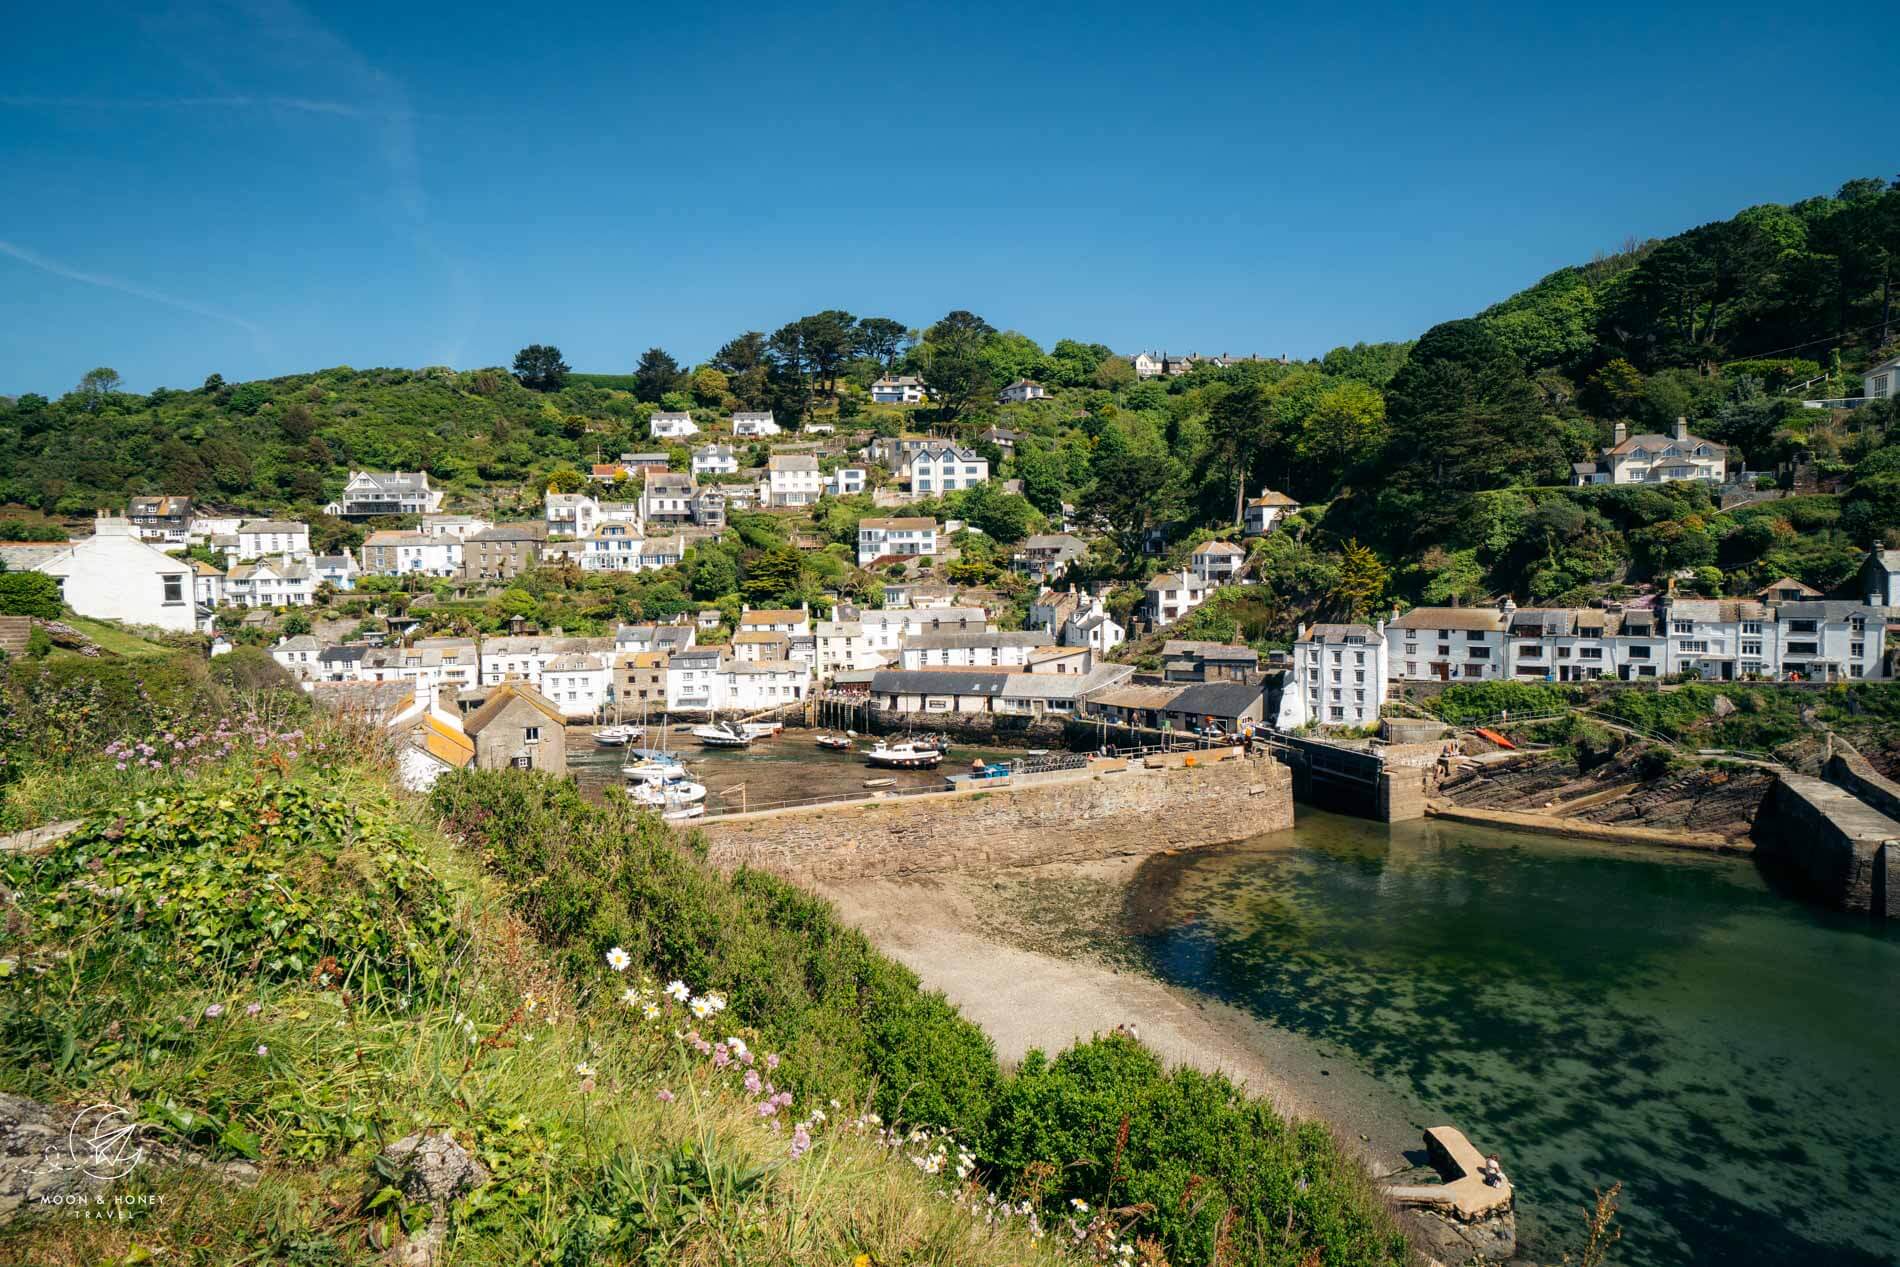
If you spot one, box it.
[0,756,1079,1267]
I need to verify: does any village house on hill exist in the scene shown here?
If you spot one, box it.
[465,682,568,773]
[126,495,193,544]
[997,379,1047,404]
[1243,490,1300,536]
[328,470,442,518]
[1571,418,1727,486]
[10,517,197,632]
[858,517,939,567]
[649,411,699,439]
[731,410,780,437]
[870,375,927,404]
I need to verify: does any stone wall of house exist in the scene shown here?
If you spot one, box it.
[697,750,1291,882]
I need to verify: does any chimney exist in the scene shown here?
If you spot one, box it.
[1673,416,1690,441]
[1612,421,1627,445]
[1499,595,1517,616]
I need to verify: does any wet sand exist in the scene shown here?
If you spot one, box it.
[820,855,1427,1177]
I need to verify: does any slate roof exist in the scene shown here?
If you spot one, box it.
[1164,680,1266,719]
[869,668,1014,696]
[464,682,566,735]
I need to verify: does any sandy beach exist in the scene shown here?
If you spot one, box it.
[820,854,1428,1178]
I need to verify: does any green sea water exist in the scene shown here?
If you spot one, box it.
[1124,812,1900,1266]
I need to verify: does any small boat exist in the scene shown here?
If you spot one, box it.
[815,733,854,752]
[660,803,705,821]
[862,777,896,789]
[1023,748,1049,758]
[742,721,783,739]
[621,749,685,779]
[594,724,643,746]
[629,777,707,807]
[866,741,942,769]
[693,721,753,748]
[903,732,949,754]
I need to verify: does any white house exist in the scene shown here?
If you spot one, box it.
[763,453,823,507]
[870,376,927,404]
[270,634,322,681]
[330,471,441,517]
[896,630,1052,669]
[30,518,197,632]
[641,469,697,523]
[720,659,810,711]
[666,646,726,712]
[649,411,699,439]
[1191,540,1246,584]
[997,379,1048,404]
[1864,355,1900,402]
[738,605,812,636]
[541,652,613,718]
[360,531,461,577]
[224,556,316,608]
[1143,569,1211,625]
[1571,419,1727,486]
[693,444,739,477]
[827,467,868,497]
[1294,620,1389,727]
[812,620,884,676]
[1773,601,1883,681]
[1132,352,1164,379]
[858,517,940,567]
[420,513,493,540]
[731,411,780,437]
[190,559,226,609]
[581,522,647,572]
[313,552,359,591]
[1243,491,1300,536]
[545,492,601,539]
[858,606,990,655]
[1386,607,1510,683]
[233,519,311,562]
[904,446,988,495]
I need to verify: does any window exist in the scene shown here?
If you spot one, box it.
[1579,647,1603,660]
[524,726,541,744]
[1466,630,1485,641]
[1627,646,1651,659]
[1851,642,1865,658]
[1469,647,1491,660]
[162,576,184,604]
[1672,621,1694,635]
[1680,640,1708,652]
[1741,640,1762,656]
[1742,622,1761,635]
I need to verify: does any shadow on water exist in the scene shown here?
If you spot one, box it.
[1121,812,1900,1267]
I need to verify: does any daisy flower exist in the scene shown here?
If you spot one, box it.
[605,947,631,972]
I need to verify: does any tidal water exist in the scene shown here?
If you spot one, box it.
[1125,812,1900,1266]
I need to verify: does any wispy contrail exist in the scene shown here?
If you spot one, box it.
[0,239,264,338]
[0,93,371,117]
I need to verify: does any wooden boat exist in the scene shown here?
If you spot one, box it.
[865,741,942,769]
[861,777,896,789]
[815,733,853,751]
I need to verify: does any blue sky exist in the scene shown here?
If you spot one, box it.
[1,0,1891,395]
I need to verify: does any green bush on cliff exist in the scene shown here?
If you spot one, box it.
[428,767,1409,1267]
[1426,680,1576,724]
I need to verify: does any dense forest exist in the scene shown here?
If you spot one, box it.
[3,177,1898,636]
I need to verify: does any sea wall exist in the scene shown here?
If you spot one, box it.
[1753,771,1899,917]
[697,750,1292,882]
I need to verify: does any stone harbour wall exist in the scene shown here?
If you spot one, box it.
[1753,772,1898,917]
[697,750,1293,883]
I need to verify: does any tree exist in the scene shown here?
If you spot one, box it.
[1205,383,1274,525]
[1329,538,1389,619]
[513,345,570,392]
[742,544,804,605]
[634,348,684,403]
[918,310,1000,420]
[1298,380,1388,484]
[799,310,858,397]
[1079,420,1182,563]
[76,367,122,412]
[281,611,312,636]
[546,465,586,493]
[711,332,771,408]
[854,317,909,372]
[690,366,730,407]
[766,322,815,424]
[1047,339,1112,388]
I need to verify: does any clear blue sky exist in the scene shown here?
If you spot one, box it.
[2,0,1891,395]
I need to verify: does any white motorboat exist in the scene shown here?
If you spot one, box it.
[865,741,942,769]
[629,777,707,807]
[693,721,752,748]
[621,748,685,780]
[594,724,643,746]
[815,732,853,751]
[742,721,783,739]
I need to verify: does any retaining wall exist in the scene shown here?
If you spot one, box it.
[697,750,1292,882]
[1753,772,1899,917]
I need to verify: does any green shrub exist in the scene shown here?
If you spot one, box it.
[9,778,456,998]
[1428,680,1576,724]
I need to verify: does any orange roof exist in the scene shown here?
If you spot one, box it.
[740,608,806,623]
[420,714,475,767]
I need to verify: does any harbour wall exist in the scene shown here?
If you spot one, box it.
[1753,769,1900,918]
[696,749,1292,883]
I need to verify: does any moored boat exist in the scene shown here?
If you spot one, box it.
[815,732,853,751]
[692,721,752,748]
[594,724,643,746]
[865,741,942,769]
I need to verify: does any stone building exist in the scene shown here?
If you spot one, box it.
[464,682,568,773]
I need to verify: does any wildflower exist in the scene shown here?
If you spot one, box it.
[725,1035,747,1059]
[703,992,727,1013]
[757,1100,779,1118]
[765,1052,779,1071]
[522,991,540,1012]
[689,996,714,1020]
[810,1108,827,1125]
[1071,1198,1089,1213]
[575,1062,596,1078]
[642,1002,660,1020]
[743,1069,762,1095]
[656,1089,675,1103]
[622,987,642,1007]
[664,979,690,1002]
[256,1045,269,1057]
[713,1045,731,1069]
[203,1004,224,1019]
[245,1002,262,1018]
[790,1122,812,1159]
[605,946,631,972]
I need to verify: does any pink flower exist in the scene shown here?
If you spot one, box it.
[656,1089,674,1103]
[765,1053,779,1070]
[790,1123,812,1159]
[245,1002,262,1017]
[713,1045,731,1069]
[743,1069,762,1095]
[757,1101,778,1118]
